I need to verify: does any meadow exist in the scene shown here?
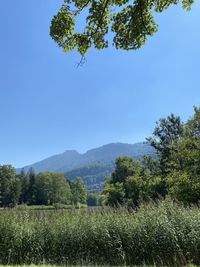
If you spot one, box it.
[0,200,199,266]
[0,265,198,267]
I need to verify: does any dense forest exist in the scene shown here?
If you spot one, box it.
[0,106,200,208]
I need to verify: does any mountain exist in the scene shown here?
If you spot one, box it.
[18,142,155,191]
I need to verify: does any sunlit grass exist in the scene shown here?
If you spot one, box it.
[0,200,199,266]
[0,265,198,267]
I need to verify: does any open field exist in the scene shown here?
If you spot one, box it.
[0,200,200,266]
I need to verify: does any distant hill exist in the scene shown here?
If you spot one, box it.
[18,142,155,191]
[65,163,114,191]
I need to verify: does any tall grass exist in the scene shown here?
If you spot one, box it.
[0,200,199,266]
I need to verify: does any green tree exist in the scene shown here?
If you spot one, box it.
[141,155,160,176]
[167,171,200,204]
[71,177,87,205]
[111,157,142,183]
[125,175,163,207]
[185,106,200,138]
[50,173,72,204]
[103,182,125,206]
[18,169,29,204]
[104,108,200,207]
[144,175,164,199]
[8,177,22,207]
[103,157,142,206]
[34,172,52,205]
[125,175,142,207]
[27,167,36,204]
[50,0,194,56]
[35,172,71,205]
[87,192,99,206]
[164,107,200,204]
[103,156,166,207]
[147,114,184,176]
[0,165,21,207]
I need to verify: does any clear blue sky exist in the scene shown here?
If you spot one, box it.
[0,1,200,168]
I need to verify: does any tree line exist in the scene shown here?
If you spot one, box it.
[0,166,88,207]
[103,106,200,207]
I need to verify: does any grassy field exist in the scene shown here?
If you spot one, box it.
[0,200,200,266]
[13,203,88,210]
[0,265,198,267]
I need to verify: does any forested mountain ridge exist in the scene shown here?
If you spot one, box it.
[18,142,155,190]
[18,142,154,173]
[65,163,114,191]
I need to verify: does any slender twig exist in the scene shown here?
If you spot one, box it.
[76,55,86,68]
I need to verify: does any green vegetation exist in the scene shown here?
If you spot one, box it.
[0,106,200,266]
[0,168,88,207]
[1,106,200,209]
[104,107,200,207]
[87,192,101,206]
[21,143,154,192]
[50,0,194,56]
[65,163,114,191]
[0,265,198,267]
[0,200,199,266]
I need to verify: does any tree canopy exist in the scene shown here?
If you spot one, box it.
[0,166,90,207]
[50,0,194,56]
[103,106,200,207]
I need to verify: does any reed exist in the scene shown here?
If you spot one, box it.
[0,200,199,266]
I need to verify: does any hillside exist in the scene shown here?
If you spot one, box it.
[19,142,155,191]
[65,163,114,191]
